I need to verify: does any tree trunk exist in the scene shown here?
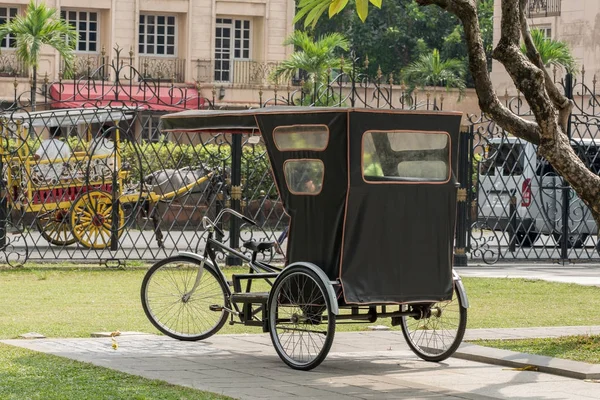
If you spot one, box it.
[31,65,37,111]
[415,0,600,227]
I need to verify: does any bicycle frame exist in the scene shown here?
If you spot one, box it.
[187,208,283,327]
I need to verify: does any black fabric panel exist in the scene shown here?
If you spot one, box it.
[341,111,461,303]
[341,185,455,303]
[255,111,348,280]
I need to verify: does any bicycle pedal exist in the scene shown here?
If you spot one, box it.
[209,304,223,312]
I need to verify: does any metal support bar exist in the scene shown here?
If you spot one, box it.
[227,134,242,266]
[454,126,470,266]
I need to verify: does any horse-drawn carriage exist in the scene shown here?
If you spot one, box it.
[1,107,216,250]
[141,107,468,370]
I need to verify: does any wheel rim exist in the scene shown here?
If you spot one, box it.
[402,293,463,358]
[270,271,332,368]
[144,260,227,339]
[37,209,76,245]
[71,191,123,249]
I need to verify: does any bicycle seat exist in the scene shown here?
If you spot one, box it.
[243,240,275,253]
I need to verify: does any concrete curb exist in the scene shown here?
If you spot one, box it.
[455,343,600,380]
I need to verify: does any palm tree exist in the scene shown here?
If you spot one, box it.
[271,30,349,95]
[403,49,466,101]
[521,29,576,74]
[0,0,77,109]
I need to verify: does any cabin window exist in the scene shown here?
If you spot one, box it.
[283,159,324,195]
[362,131,450,182]
[273,125,329,151]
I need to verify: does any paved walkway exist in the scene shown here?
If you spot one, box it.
[4,326,600,400]
[3,265,600,399]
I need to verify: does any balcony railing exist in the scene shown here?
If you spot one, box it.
[0,51,28,78]
[139,57,185,83]
[527,0,561,18]
[63,54,107,80]
[195,59,285,86]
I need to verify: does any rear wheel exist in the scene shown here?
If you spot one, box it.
[36,208,77,246]
[400,284,467,362]
[141,256,230,341]
[268,266,335,370]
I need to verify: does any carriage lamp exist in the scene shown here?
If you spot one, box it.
[219,87,226,100]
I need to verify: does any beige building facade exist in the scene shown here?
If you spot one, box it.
[0,0,295,104]
[490,0,599,95]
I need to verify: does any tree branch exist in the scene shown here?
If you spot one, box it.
[416,0,600,221]
[416,0,540,144]
[518,0,572,132]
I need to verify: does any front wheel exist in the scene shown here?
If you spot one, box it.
[141,256,230,341]
[400,283,467,362]
[268,265,336,370]
[70,190,124,249]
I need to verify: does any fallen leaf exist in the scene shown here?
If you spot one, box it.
[503,365,538,371]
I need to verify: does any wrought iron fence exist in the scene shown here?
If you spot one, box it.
[3,47,600,267]
[467,70,600,264]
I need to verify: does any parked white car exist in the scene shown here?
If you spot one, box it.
[477,136,599,247]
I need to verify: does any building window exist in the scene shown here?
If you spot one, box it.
[61,10,98,52]
[139,15,176,56]
[533,25,552,40]
[0,7,18,49]
[214,18,251,82]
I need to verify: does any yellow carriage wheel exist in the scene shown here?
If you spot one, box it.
[71,190,124,249]
[35,208,77,246]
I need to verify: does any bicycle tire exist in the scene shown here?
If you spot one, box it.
[400,283,467,362]
[268,265,336,370]
[141,255,230,341]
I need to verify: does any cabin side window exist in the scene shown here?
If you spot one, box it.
[273,125,329,151]
[283,159,324,195]
[362,131,450,182]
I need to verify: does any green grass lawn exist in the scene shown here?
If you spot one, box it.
[2,262,600,395]
[473,335,600,364]
[2,266,600,339]
[0,343,232,400]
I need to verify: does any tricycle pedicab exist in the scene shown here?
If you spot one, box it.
[141,107,468,370]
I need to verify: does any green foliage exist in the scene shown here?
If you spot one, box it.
[309,0,494,87]
[520,29,576,74]
[271,30,349,85]
[0,1,78,73]
[402,48,466,97]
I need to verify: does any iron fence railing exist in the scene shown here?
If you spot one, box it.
[527,0,561,18]
[0,51,28,78]
[2,47,600,267]
[194,59,284,86]
[139,57,186,83]
[63,54,107,80]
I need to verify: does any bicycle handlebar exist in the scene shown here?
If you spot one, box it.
[215,208,257,226]
[202,208,257,237]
